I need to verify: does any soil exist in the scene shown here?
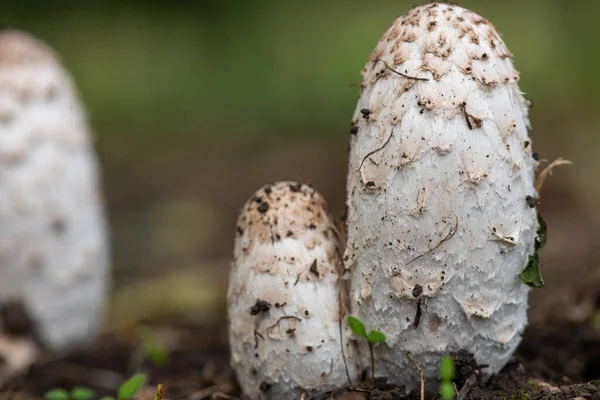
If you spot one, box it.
[1,317,599,400]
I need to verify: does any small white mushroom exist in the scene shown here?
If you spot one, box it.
[228,182,357,399]
[0,30,109,352]
[345,3,538,388]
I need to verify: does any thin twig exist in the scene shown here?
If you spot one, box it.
[405,352,424,400]
[378,60,429,81]
[338,277,353,388]
[254,329,265,349]
[456,372,479,400]
[265,316,302,332]
[356,128,395,173]
[407,214,458,265]
[534,157,572,192]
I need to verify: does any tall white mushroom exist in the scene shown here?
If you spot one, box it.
[0,30,109,353]
[344,3,538,388]
[228,182,357,399]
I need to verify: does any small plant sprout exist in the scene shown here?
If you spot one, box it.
[128,325,168,372]
[117,373,147,400]
[45,388,95,400]
[347,316,386,381]
[439,355,456,400]
[44,373,146,400]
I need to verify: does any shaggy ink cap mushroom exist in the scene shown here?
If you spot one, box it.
[344,2,538,390]
[0,30,109,352]
[228,182,358,400]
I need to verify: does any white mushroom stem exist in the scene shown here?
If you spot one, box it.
[228,182,358,400]
[0,30,109,351]
[344,3,538,389]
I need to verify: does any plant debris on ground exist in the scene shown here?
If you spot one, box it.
[1,318,599,400]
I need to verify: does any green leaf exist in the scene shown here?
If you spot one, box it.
[99,397,115,400]
[519,213,548,288]
[440,381,456,400]
[536,214,547,250]
[45,389,70,400]
[70,387,96,400]
[519,252,545,288]
[118,373,146,400]
[440,354,455,381]
[347,316,367,338]
[366,330,386,343]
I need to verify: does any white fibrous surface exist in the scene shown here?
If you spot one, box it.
[344,3,538,388]
[0,30,109,350]
[228,182,357,400]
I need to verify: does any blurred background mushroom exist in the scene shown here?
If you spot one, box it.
[1,0,598,332]
[0,29,109,379]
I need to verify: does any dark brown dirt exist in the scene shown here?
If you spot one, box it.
[1,318,600,400]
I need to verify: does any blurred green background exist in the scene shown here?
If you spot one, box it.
[2,0,599,326]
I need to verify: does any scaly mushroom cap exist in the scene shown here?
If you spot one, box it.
[345,3,537,388]
[0,30,109,350]
[229,182,357,400]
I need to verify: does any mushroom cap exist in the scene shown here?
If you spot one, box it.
[364,2,519,87]
[229,182,357,399]
[345,2,537,389]
[0,30,109,350]
[0,29,58,66]
[234,182,339,265]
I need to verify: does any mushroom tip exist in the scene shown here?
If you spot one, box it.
[235,181,331,247]
[364,1,515,87]
[0,29,58,66]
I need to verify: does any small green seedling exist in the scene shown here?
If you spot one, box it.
[44,373,146,400]
[439,354,456,400]
[347,316,386,381]
[129,325,168,371]
[45,387,95,400]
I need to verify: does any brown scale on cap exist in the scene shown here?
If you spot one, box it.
[0,30,57,66]
[236,182,332,248]
[364,2,517,87]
